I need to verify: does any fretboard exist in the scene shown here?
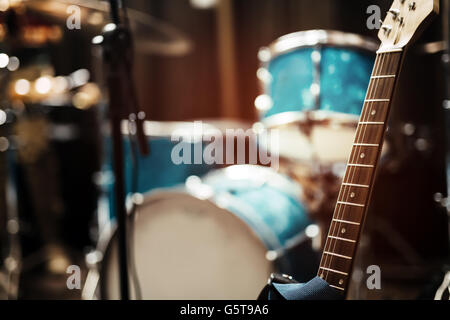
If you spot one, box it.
[318,50,404,293]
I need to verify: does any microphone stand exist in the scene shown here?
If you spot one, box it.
[443,0,450,234]
[99,0,149,300]
[444,0,450,192]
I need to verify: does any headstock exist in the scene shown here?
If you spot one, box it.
[378,0,439,51]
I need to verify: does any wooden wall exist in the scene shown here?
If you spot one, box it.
[130,0,392,121]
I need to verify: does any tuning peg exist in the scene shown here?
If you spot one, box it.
[409,2,416,10]
[381,25,392,34]
[388,9,400,18]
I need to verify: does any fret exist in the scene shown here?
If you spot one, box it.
[353,143,379,147]
[376,48,403,54]
[323,251,353,260]
[329,285,345,291]
[319,266,348,276]
[332,219,360,226]
[328,235,356,243]
[347,163,374,168]
[336,201,364,209]
[358,121,384,125]
[341,183,369,188]
[371,75,395,79]
[364,99,390,102]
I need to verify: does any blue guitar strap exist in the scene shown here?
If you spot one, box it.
[258,275,344,300]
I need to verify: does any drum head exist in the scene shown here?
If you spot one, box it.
[101,192,272,299]
[259,122,356,164]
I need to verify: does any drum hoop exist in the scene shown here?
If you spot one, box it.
[97,222,118,300]
[259,29,379,63]
[120,120,220,139]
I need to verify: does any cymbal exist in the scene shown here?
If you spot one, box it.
[23,0,193,56]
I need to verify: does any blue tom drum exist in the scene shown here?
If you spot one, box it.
[256,30,378,165]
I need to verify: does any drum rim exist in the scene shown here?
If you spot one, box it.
[261,110,359,129]
[200,164,303,200]
[120,120,220,138]
[258,29,379,63]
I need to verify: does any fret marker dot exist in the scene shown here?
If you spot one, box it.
[339,279,344,285]
[371,110,376,116]
[360,153,365,159]
[341,228,346,234]
[350,192,355,198]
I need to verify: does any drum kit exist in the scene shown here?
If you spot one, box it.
[82,28,382,299]
[0,1,386,300]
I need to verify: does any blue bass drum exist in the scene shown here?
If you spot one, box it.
[97,165,318,299]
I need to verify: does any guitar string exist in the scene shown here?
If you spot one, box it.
[321,51,389,284]
[319,52,384,281]
[323,51,387,283]
[325,51,396,285]
[331,51,393,281]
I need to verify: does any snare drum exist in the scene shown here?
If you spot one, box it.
[93,165,316,299]
[256,30,378,164]
[103,121,217,194]
[100,120,226,221]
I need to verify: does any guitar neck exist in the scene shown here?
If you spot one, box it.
[318,49,404,293]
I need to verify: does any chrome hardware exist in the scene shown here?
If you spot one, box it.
[388,8,400,18]
[382,25,393,34]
